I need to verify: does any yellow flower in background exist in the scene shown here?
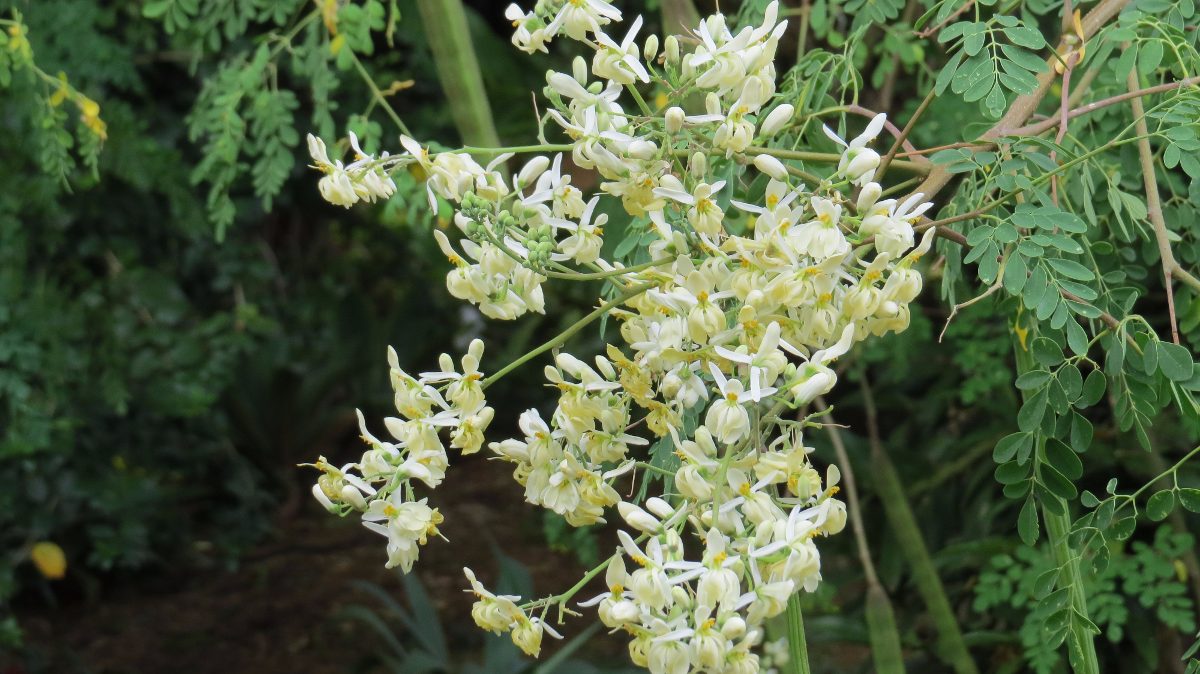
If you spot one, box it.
[31,541,67,580]
[78,96,107,140]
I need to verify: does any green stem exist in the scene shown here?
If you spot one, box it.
[625,84,654,116]
[458,143,574,155]
[1013,334,1100,674]
[861,380,979,674]
[415,0,503,163]
[480,283,654,390]
[1043,500,1101,674]
[744,147,930,175]
[786,594,812,674]
[348,51,411,137]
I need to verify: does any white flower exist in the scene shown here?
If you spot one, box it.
[654,180,727,237]
[549,0,621,41]
[823,114,887,186]
[464,567,523,632]
[506,4,551,53]
[793,197,849,260]
[593,16,651,85]
[705,363,773,444]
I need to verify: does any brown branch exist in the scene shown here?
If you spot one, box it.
[926,223,1124,332]
[910,0,1134,204]
[1012,75,1200,136]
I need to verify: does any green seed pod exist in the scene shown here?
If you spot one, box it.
[865,584,906,674]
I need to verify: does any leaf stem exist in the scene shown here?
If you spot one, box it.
[348,50,412,137]
[480,283,654,390]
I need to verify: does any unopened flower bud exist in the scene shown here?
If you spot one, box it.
[844,148,881,184]
[340,485,367,510]
[664,35,680,63]
[645,496,674,519]
[617,501,660,533]
[690,152,707,176]
[753,154,788,181]
[626,139,658,159]
[857,182,882,212]
[517,155,550,188]
[643,34,659,62]
[705,92,722,116]
[665,106,685,133]
[721,616,747,639]
[572,56,588,85]
[760,104,794,136]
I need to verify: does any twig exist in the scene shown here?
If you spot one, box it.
[1050,0,1078,207]
[915,0,975,38]
[940,276,1005,341]
[1127,65,1180,344]
[1012,75,1200,137]
[846,104,927,158]
[879,88,937,179]
[814,397,879,586]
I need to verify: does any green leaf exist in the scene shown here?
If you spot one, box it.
[1078,369,1107,407]
[1003,252,1028,294]
[143,0,172,18]
[1040,462,1078,500]
[1005,24,1047,49]
[1016,369,1051,389]
[1142,337,1160,375]
[935,50,966,94]
[1045,438,1083,480]
[995,432,1032,462]
[1069,412,1093,452]
[996,459,1031,484]
[1065,319,1088,356]
[1138,39,1163,74]
[1036,288,1060,321]
[1110,516,1136,540]
[1058,363,1083,401]
[1045,257,1096,281]
[1032,336,1064,367]
[1146,489,1175,521]
[1178,488,1200,513]
[1019,496,1040,545]
[1024,263,1050,309]
[1157,342,1194,382]
[1018,386,1049,431]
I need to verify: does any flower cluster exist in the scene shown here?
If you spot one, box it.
[307,1,936,672]
[307,132,397,208]
[306,340,493,571]
[463,567,564,657]
[578,441,847,674]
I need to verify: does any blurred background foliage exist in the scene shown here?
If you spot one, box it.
[0,0,1198,673]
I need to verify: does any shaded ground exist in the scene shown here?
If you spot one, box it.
[10,455,628,674]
